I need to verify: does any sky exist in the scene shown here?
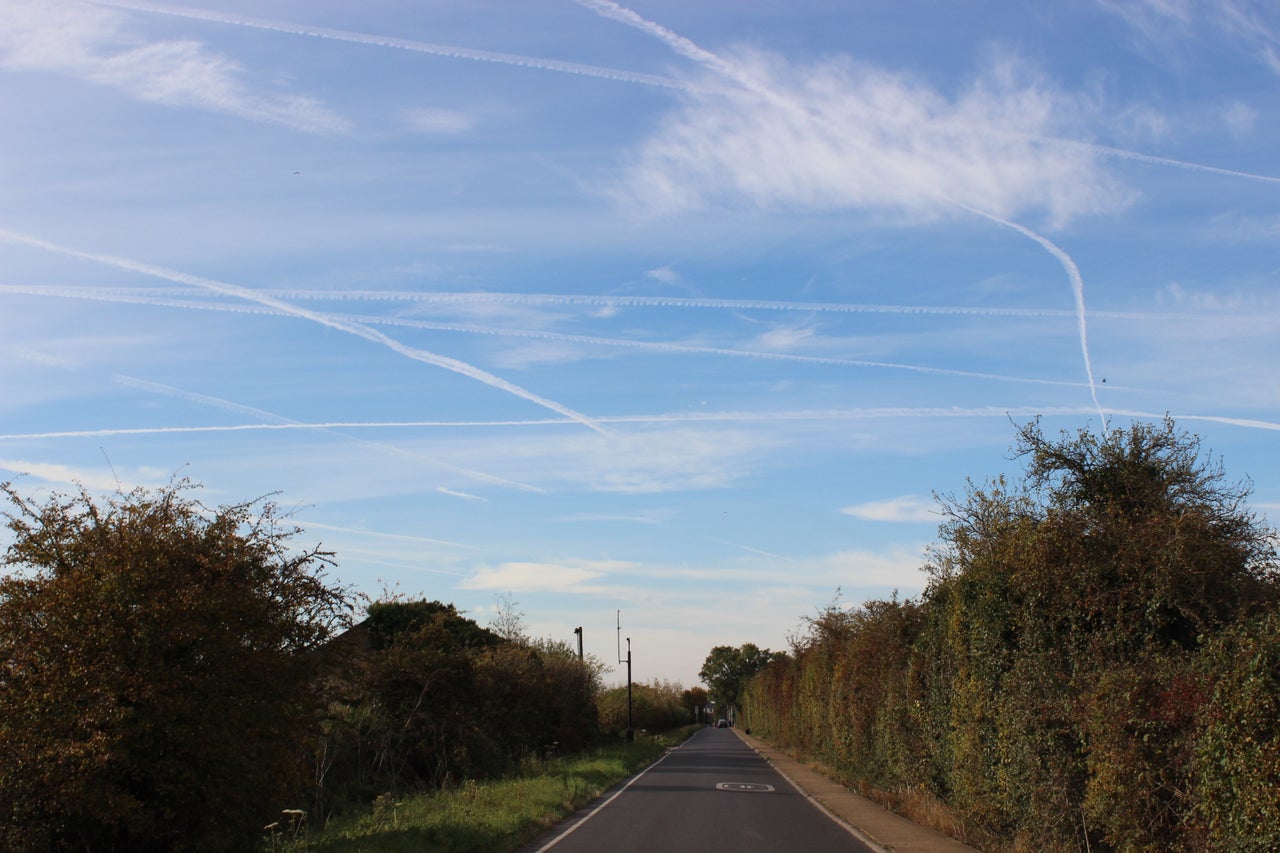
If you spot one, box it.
[2,0,1279,689]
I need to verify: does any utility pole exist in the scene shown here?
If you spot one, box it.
[618,611,634,743]
[626,636,634,743]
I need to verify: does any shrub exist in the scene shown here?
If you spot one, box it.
[0,480,351,852]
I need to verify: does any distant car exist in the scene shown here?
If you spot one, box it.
[716,719,729,728]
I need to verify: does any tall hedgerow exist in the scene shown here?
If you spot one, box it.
[742,418,1280,852]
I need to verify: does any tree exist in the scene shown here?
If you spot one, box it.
[0,480,352,852]
[699,643,783,716]
[681,686,710,722]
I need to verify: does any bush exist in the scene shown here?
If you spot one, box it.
[313,601,603,814]
[0,480,351,852]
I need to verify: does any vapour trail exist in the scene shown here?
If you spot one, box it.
[114,375,546,493]
[575,0,1111,431]
[707,537,801,564]
[89,0,693,92]
[956,206,1108,430]
[100,0,1279,191]
[0,283,1087,388]
[11,405,1237,442]
[8,282,1235,324]
[0,228,607,434]
[96,1,1280,191]
[261,289,1155,320]
[572,0,743,82]
[0,283,1146,320]
[361,315,1089,388]
[6,405,1276,440]
[1065,139,1280,186]
[295,519,477,552]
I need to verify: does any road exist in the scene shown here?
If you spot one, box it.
[527,727,878,852]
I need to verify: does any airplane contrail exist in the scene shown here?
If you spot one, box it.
[97,0,1280,193]
[113,375,546,493]
[359,314,1091,388]
[955,206,1108,430]
[573,0,1112,432]
[0,282,1092,388]
[0,228,607,434]
[0,282,1161,321]
[3,406,1275,438]
[89,0,694,92]
[1060,138,1280,186]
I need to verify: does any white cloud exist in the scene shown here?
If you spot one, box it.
[1204,213,1280,242]
[1222,100,1259,136]
[755,324,815,351]
[0,458,146,493]
[455,426,779,494]
[619,48,1132,228]
[0,0,347,132]
[806,546,932,591]
[401,107,475,135]
[555,509,675,524]
[842,494,940,523]
[1098,0,1280,76]
[461,558,635,592]
[646,265,682,285]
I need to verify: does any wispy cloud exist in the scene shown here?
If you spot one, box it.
[554,509,675,524]
[1205,212,1280,241]
[0,457,143,492]
[579,0,1116,426]
[0,0,347,132]
[613,46,1129,226]
[806,546,932,592]
[461,558,635,592]
[1098,0,1280,75]
[842,495,940,523]
[400,107,476,135]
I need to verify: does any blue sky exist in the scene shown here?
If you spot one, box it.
[2,0,1279,688]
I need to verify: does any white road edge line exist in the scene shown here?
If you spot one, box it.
[533,744,679,852]
[734,730,890,853]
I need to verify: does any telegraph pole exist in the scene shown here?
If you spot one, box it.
[618,611,634,743]
[626,636,633,743]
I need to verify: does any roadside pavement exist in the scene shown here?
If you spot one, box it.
[733,729,981,853]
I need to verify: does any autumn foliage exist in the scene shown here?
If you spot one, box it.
[0,481,609,851]
[311,599,605,815]
[0,481,352,852]
[742,419,1280,852]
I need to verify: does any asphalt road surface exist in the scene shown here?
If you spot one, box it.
[527,727,877,852]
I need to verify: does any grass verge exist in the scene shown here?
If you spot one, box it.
[286,726,701,853]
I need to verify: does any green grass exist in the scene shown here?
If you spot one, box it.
[286,726,701,853]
